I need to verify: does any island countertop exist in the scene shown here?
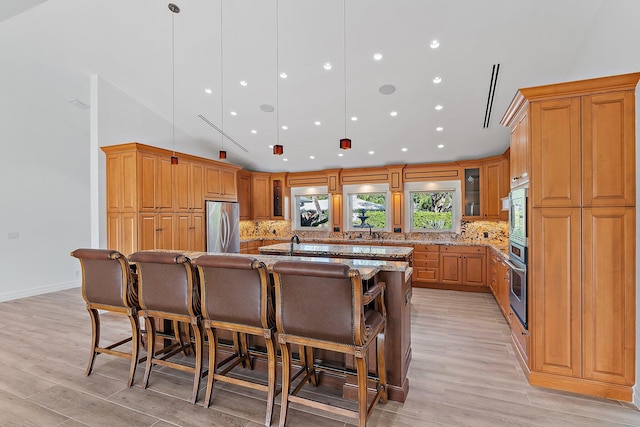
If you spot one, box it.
[258,242,414,260]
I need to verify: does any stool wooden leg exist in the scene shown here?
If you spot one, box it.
[356,355,368,427]
[127,311,140,388]
[279,342,292,427]
[85,308,100,376]
[377,332,387,403]
[204,327,216,408]
[143,316,155,389]
[190,321,203,404]
[264,331,277,427]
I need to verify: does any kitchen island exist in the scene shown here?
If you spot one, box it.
[179,250,412,402]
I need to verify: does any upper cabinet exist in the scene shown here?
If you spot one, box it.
[502,97,530,189]
[462,166,482,219]
[483,157,510,220]
[237,170,252,220]
[204,164,238,201]
[251,172,271,221]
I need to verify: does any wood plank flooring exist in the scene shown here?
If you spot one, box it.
[0,287,639,426]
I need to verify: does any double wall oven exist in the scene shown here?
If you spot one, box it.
[507,187,528,329]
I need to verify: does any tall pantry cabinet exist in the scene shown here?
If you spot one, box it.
[501,73,639,401]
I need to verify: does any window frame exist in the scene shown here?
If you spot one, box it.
[290,186,331,231]
[404,180,462,233]
[342,183,391,232]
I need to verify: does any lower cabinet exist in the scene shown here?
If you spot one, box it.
[412,244,439,284]
[175,212,205,252]
[509,307,530,369]
[139,213,176,251]
[240,240,263,254]
[439,246,487,288]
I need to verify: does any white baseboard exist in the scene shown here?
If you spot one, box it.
[0,280,81,303]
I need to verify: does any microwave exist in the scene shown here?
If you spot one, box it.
[509,187,527,247]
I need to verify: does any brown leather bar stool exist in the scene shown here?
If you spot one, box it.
[272,261,387,427]
[70,248,141,387]
[128,251,203,404]
[193,255,278,427]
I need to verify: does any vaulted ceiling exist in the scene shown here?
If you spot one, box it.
[1,0,608,172]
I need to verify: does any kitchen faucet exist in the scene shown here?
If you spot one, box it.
[289,233,300,256]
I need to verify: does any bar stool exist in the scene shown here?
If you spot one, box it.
[128,251,203,404]
[271,260,387,427]
[70,248,142,387]
[193,255,278,427]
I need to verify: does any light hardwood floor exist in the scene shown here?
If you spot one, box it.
[1,287,639,426]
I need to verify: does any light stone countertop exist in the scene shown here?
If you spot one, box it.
[258,242,414,259]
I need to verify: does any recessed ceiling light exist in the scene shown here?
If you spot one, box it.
[350,116,358,121]
[433,76,442,84]
[204,88,212,94]
[279,72,287,79]
[230,111,237,116]
[338,153,344,157]
[240,80,248,86]
[314,121,321,126]
[283,158,288,161]
[435,104,443,110]
[251,130,257,134]
[281,125,288,130]
[436,127,443,132]
[369,151,375,155]
[268,145,274,148]
[430,39,440,49]
[309,155,315,159]
[390,111,398,117]
[401,147,408,152]
[260,104,275,112]
[324,62,332,70]
[373,53,383,61]
[437,144,444,148]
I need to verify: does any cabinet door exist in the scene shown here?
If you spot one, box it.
[582,91,635,207]
[173,162,191,212]
[204,165,222,199]
[462,253,486,287]
[251,173,270,220]
[237,172,252,220]
[270,174,286,219]
[221,168,237,200]
[531,98,581,207]
[157,213,175,250]
[439,253,462,285]
[191,212,205,252]
[157,155,174,210]
[139,153,157,211]
[510,106,529,188]
[175,213,191,251]
[462,167,482,219]
[582,207,635,385]
[106,153,136,213]
[483,160,508,220]
[531,208,581,377]
[190,162,205,211]
[138,213,157,250]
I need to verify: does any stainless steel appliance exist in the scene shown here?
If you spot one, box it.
[206,201,240,253]
[507,241,527,329]
[509,187,527,247]
[508,186,528,329]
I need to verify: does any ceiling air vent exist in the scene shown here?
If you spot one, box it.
[483,64,500,129]
[197,114,249,153]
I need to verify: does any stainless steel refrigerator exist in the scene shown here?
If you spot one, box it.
[206,201,240,253]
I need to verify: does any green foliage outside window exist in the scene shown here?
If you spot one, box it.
[411,191,453,230]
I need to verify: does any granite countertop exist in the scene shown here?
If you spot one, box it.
[156,251,410,281]
[258,242,414,259]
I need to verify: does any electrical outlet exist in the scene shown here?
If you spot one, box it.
[7,232,19,239]
[483,231,489,238]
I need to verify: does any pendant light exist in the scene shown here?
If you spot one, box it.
[168,3,180,165]
[339,0,351,150]
[219,0,227,160]
[273,0,283,156]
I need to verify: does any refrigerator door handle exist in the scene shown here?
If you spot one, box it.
[222,211,229,250]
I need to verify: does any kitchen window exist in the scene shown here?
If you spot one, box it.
[291,186,330,231]
[343,184,390,231]
[404,181,462,233]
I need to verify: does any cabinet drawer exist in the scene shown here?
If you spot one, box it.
[413,244,439,252]
[413,259,439,269]
[415,268,438,282]
[413,252,439,262]
[510,309,529,366]
[441,245,486,254]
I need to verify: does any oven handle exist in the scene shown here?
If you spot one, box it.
[505,259,526,274]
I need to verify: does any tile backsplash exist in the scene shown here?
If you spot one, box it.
[240,220,508,246]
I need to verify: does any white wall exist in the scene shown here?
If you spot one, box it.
[563,0,640,405]
[0,65,91,301]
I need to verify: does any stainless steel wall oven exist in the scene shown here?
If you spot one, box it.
[508,187,528,329]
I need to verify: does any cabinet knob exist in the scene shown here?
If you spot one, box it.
[512,177,519,183]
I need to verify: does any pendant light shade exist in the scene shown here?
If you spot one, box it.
[171,155,179,165]
[218,150,227,159]
[340,138,351,150]
[273,144,283,155]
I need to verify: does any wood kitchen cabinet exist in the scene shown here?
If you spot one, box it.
[504,101,530,189]
[237,170,252,220]
[102,142,240,255]
[483,158,509,220]
[204,164,237,201]
[439,246,487,289]
[503,72,639,401]
[461,167,482,219]
[251,172,271,220]
[412,244,439,286]
[270,173,287,220]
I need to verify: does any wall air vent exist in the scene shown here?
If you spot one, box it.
[483,64,500,128]
[197,114,249,152]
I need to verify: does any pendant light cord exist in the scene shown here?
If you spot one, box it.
[276,0,280,147]
[220,0,224,152]
[172,10,176,156]
[343,0,347,138]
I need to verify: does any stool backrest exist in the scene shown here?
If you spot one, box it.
[272,261,362,345]
[194,255,272,329]
[71,248,136,308]
[128,251,199,316]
